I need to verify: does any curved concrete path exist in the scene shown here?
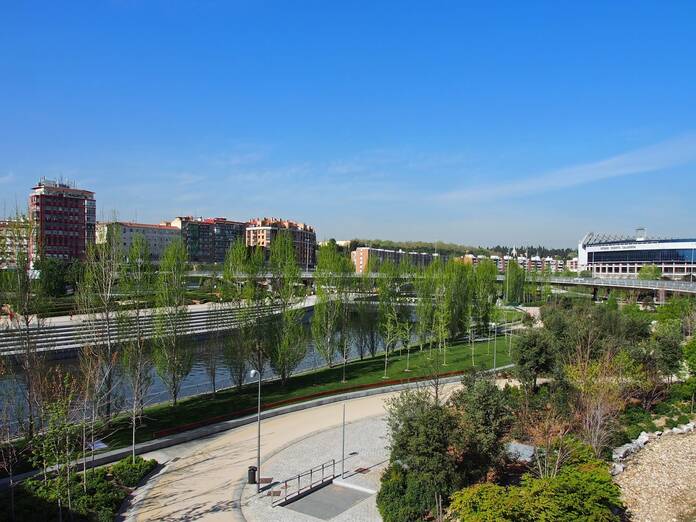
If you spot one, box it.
[121,377,514,521]
[122,391,402,521]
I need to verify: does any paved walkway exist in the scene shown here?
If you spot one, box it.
[121,378,518,521]
[122,391,401,521]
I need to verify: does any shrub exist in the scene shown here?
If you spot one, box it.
[676,414,690,425]
[110,456,157,488]
[0,457,157,522]
[448,463,622,521]
[664,418,679,429]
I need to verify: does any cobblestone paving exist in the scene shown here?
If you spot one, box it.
[615,430,696,522]
[241,414,388,522]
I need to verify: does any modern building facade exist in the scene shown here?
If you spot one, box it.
[0,217,30,269]
[246,217,316,269]
[169,216,246,264]
[96,221,180,262]
[579,229,696,279]
[350,246,442,273]
[29,179,96,262]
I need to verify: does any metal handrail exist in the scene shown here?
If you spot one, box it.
[272,458,336,505]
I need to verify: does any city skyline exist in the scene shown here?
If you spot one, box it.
[2,2,696,246]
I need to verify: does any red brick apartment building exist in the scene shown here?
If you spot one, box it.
[29,179,96,262]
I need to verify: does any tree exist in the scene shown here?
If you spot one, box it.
[3,212,46,439]
[683,338,696,412]
[448,374,513,482]
[222,238,251,389]
[414,261,437,353]
[628,319,683,408]
[268,231,307,385]
[378,260,402,376]
[473,259,498,333]
[76,226,124,419]
[311,243,346,368]
[378,389,461,522]
[153,239,192,406]
[512,328,557,392]
[504,260,525,305]
[0,361,20,521]
[119,234,154,461]
[638,264,662,280]
[565,350,635,456]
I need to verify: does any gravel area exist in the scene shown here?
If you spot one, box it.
[615,430,696,522]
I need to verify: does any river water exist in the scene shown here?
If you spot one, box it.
[0,312,386,415]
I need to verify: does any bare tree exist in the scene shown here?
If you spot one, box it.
[0,360,20,521]
[523,405,572,478]
[119,233,154,462]
[3,212,46,439]
[76,222,124,419]
[565,349,631,457]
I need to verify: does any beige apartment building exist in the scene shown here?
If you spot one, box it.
[246,217,316,269]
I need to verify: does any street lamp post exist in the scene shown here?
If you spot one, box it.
[250,369,262,493]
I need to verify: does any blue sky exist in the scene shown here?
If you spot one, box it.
[2,1,696,247]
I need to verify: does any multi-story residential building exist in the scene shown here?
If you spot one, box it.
[96,221,180,262]
[0,217,30,268]
[246,217,317,269]
[579,229,696,280]
[29,179,96,262]
[168,216,246,264]
[350,246,442,273]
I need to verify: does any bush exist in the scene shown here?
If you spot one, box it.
[448,463,623,521]
[664,418,679,429]
[110,456,157,487]
[0,457,157,522]
[676,414,690,425]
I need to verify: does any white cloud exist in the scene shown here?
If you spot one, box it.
[0,173,15,183]
[439,134,696,202]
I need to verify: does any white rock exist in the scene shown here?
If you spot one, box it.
[671,427,684,434]
[654,431,662,436]
[635,432,650,447]
[611,463,625,476]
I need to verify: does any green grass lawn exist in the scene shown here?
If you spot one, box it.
[105,335,514,448]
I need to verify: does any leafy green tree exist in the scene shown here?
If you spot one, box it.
[34,257,69,298]
[473,259,498,333]
[153,239,192,406]
[268,231,307,385]
[414,261,438,353]
[221,238,253,388]
[448,375,513,482]
[682,338,696,412]
[378,389,460,522]
[638,264,662,280]
[504,259,525,305]
[512,328,557,391]
[311,242,346,367]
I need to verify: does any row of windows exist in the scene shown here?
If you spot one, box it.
[589,248,696,263]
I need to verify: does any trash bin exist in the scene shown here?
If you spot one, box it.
[248,466,257,484]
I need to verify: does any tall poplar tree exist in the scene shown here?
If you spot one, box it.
[153,238,192,406]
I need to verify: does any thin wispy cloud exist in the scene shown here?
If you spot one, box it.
[0,173,15,184]
[439,134,696,202]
